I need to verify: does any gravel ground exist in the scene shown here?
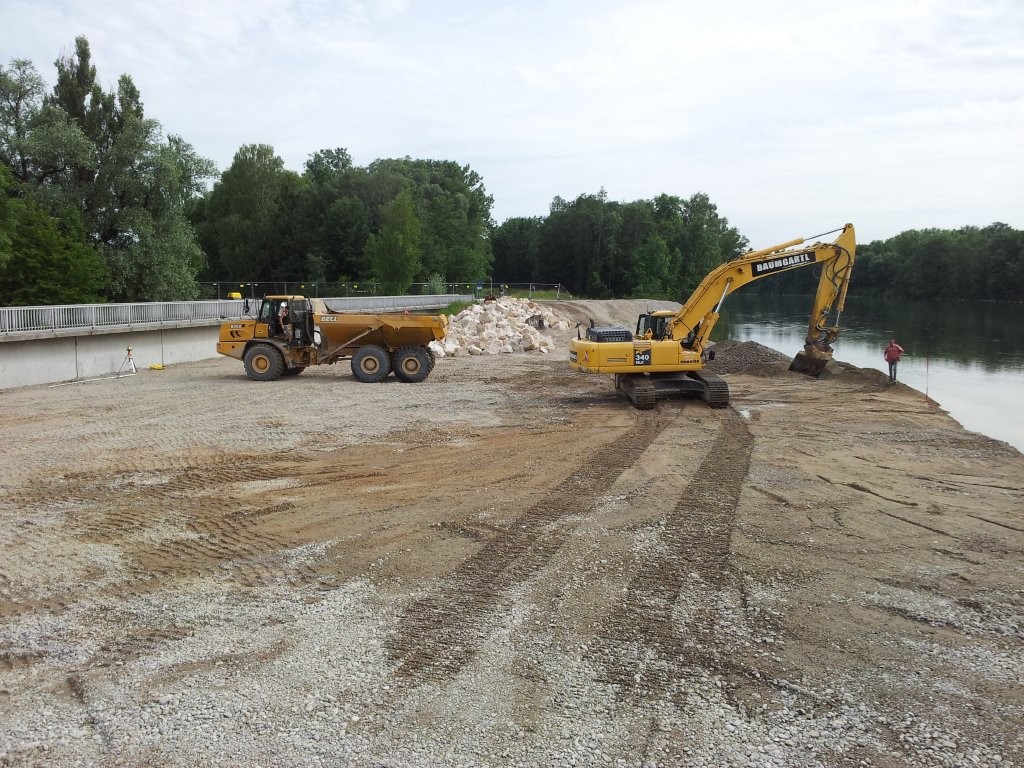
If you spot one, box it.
[1,300,1022,767]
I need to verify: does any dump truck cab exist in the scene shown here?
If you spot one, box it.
[257,295,315,346]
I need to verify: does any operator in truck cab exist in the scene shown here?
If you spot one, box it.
[278,302,290,337]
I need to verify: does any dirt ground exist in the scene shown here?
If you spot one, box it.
[1,300,1022,768]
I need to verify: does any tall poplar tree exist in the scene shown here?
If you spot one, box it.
[366,189,421,294]
[0,36,214,302]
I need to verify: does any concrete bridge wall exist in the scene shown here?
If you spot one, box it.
[0,322,221,390]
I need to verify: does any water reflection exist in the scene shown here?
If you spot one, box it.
[716,295,1024,453]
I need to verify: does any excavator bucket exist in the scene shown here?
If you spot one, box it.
[789,345,832,377]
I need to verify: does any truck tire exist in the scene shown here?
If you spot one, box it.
[244,344,285,381]
[351,345,391,383]
[393,346,433,383]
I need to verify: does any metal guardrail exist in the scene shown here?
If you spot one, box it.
[0,295,473,336]
[0,300,241,334]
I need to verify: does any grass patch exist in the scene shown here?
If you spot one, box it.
[442,300,476,315]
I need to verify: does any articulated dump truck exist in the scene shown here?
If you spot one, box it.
[217,296,448,383]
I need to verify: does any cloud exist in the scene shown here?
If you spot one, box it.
[2,0,1022,244]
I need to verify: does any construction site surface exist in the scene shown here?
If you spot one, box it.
[1,300,1021,768]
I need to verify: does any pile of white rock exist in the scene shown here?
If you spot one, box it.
[430,297,572,357]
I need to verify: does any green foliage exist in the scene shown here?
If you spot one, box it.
[5,39,1018,308]
[442,300,475,315]
[424,272,447,295]
[1,37,216,303]
[366,157,494,282]
[627,235,671,298]
[491,217,541,283]
[193,150,495,293]
[853,224,1024,302]
[0,165,105,305]
[495,189,747,300]
[0,166,12,270]
[203,144,287,277]
[366,189,421,294]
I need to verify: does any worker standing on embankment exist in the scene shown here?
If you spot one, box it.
[884,338,904,383]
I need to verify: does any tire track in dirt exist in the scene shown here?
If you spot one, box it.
[593,407,754,696]
[388,411,671,681]
[25,454,327,597]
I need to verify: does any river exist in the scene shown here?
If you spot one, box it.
[715,294,1024,454]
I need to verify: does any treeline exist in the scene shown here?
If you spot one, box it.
[751,223,1024,302]
[856,224,1024,301]
[192,161,747,302]
[0,36,745,307]
[491,191,747,299]
[190,147,492,296]
[0,37,494,305]
[2,37,1021,307]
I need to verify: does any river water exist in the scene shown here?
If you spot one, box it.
[715,294,1024,454]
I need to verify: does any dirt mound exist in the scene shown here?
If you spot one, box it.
[542,298,680,333]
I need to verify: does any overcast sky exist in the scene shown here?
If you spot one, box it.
[3,0,1022,247]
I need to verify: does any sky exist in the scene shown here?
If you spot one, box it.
[2,0,1023,247]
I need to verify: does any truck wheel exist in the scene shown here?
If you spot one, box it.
[244,344,285,381]
[351,345,391,383]
[393,347,433,383]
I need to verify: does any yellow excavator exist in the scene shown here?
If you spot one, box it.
[568,223,856,409]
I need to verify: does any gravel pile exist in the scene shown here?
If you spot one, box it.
[705,340,793,376]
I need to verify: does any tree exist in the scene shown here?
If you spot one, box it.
[295,149,372,281]
[0,165,105,305]
[201,144,288,281]
[1,38,216,302]
[672,193,747,296]
[851,224,1024,302]
[321,195,370,279]
[491,217,542,283]
[366,189,421,294]
[627,235,671,298]
[536,192,618,293]
[367,158,493,282]
[0,58,94,193]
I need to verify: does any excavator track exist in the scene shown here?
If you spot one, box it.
[695,372,730,408]
[615,374,656,409]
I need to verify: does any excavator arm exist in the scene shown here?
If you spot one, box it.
[568,224,856,407]
[667,223,856,360]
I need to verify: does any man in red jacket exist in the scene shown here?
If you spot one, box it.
[884,339,904,383]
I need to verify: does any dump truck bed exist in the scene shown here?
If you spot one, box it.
[314,311,448,359]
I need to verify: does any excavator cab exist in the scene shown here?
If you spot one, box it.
[635,312,673,341]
